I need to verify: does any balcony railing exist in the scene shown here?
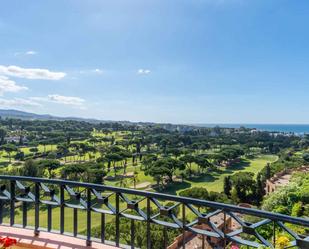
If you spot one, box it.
[0,175,308,249]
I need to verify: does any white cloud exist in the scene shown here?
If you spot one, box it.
[79,68,104,75]
[137,69,151,75]
[0,65,66,80]
[93,68,103,74]
[48,94,85,106]
[25,50,37,55]
[0,94,86,110]
[0,76,28,95]
[31,94,86,108]
[0,98,41,108]
[14,51,38,56]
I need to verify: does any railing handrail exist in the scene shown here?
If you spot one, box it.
[0,175,308,227]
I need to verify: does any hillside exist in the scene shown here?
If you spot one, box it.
[0,109,103,123]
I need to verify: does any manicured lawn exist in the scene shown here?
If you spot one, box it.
[162,154,278,195]
[4,154,278,234]
[20,144,58,155]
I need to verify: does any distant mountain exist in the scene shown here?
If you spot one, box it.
[0,109,105,123]
[0,109,197,131]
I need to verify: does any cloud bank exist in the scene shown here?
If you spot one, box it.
[0,65,66,80]
[0,98,41,108]
[0,76,28,95]
[31,94,86,108]
[47,94,85,106]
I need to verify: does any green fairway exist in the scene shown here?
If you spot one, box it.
[162,154,278,195]
[0,154,278,233]
[19,144,58,155]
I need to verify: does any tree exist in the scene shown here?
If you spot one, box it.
[1,144,17,163]
[141,154,157,171]
[255,173,265,205]
[40,140,48,154]
[116,178,129,188]
[61,162,105,184]
[194,154,213,174]
[69,143,80,162]
[179,187,209,199]
[223,176,232,197]
[179,187,209,211]
[0,127,7,145]
[231,172,256,202]
[211,153,227,166]
[166,148,182,158]
[130,171,140,189]
[57,144,69,162]
[291,202,303,217]
[208,191,231,204]
[14,151,25,161]
[61,163,85,181]
[19,160,42,177]
[105,153,123,177]
[29,147,39,154]
[266,163,271,179]
[145,162,171,188]
[145,158,185,187]
[85,163,106,184]
[47,152,57,159]
[303,153,309,163]
[180,154,195,176]
[39,159,61,178]
[119,150,131,174]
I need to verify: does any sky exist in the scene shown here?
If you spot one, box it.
[1,0,309,124]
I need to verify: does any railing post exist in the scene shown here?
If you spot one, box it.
[182,203,186,249]
[0,199,3,224]
[34,182,40,236]
[101,213,105,243]
[131,219,135,249]
[115,192,120,247]
[0,176,309,249]
[86,188,92,246]
[223,211,227,248]
[47,205,52,232]
[73,208,78,237]
[147,197,151,249]
[273,221,276,247]
[60,184,65,234]
[22,201,27,228]
[10,180,15,226]
[163,226,167,249]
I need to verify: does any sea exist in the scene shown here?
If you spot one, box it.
[196,124,309,135]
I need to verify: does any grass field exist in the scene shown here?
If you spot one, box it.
[163,154,278,195]
[1,154,278,233]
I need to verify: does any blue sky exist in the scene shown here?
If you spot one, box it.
[1,0,309,124]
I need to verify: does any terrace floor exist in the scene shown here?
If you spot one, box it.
[0,226,119,249]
